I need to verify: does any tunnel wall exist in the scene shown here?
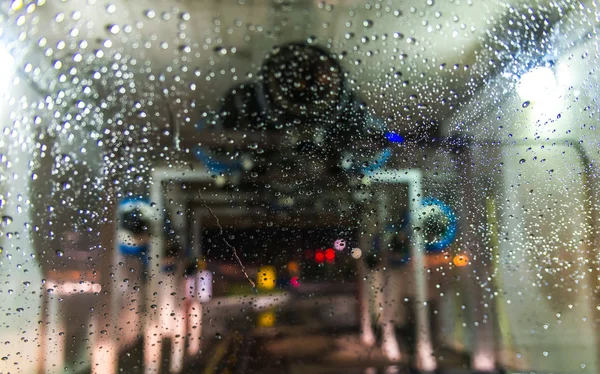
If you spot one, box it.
[437,34,600,373]
[0,77,46,373]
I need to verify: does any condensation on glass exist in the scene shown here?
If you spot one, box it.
[1,0,599,373]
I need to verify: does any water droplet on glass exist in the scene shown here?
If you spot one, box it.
[107,24,120,34]
[56,250,64,257]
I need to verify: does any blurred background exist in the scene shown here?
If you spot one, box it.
[1,0,600,373]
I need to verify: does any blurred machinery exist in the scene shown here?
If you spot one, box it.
[193,43,393,210]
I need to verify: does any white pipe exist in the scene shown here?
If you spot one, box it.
[145,168,219,373]
[187,301,203,356]
[357,259,376,346]
[370,169,436,371]
[377,194,402,362]
[169,306,186,373]
[143,324,162,374]
[44,294,65,374]
[91,336,117,374]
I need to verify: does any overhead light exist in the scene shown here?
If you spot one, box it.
[0,48,15,87]
[516,66,557,103]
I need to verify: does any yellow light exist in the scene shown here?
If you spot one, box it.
[257,310,275,327]
[257,266,276,290]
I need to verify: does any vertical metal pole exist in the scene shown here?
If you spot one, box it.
[357,257,376,346]
[407,170,436,371]
[369,169,435,370]
[44,294,66,373]
[109,201,123,371]
[461,147,496,372]
[188,209,204,355]
[145,179,164,374]
[169,299,186,373]
[186,276,203,356]
[356,201,376,347]
[378,193,401,362]
[90,311,117,374]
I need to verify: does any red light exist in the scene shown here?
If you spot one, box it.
[290,276,300,288]
[314,249,325,263]
[325,248,335,263]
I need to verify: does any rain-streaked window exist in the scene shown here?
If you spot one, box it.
[1,1,600,373]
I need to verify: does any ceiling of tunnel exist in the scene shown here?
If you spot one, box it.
[2,0,593,137]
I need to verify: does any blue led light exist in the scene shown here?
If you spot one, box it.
[385,132,405,143]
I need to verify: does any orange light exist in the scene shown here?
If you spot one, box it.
[288,261,299,273]
[453,254,469,267]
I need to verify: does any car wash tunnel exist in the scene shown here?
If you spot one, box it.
[2,0,600,373]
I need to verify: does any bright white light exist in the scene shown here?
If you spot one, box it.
[46,281,102,294]
[516,66,557,102]
[0,49,15,88]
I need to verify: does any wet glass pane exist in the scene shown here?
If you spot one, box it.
[1,0,600,373]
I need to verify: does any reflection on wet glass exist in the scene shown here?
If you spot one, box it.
[1,1,600,373]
